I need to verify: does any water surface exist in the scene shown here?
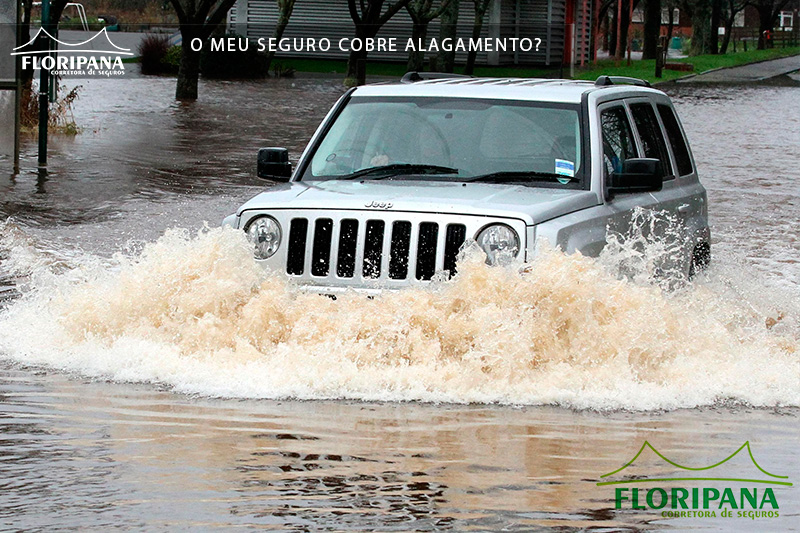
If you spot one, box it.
[0,74,798,530]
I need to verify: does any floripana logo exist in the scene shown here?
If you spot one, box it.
[12,27,131,77]
[598,441,792,521]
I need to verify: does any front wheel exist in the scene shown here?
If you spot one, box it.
[688,242,711,279]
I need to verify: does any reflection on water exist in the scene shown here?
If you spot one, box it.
[1,74,346,225]
[2,365,796,531]
[0,75,799,530]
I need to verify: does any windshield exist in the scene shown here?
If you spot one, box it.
[301,96,586,187]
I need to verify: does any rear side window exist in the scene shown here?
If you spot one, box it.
[657,104,693,176]
[600,106,636,176]
[630,102,673,179]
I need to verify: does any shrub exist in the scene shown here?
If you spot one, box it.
[163,45,181,73]
[272,62,296,78]
[138,33,170,74]
[20,81,82,135]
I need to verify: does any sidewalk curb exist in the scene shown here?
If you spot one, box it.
[661,52,800,84]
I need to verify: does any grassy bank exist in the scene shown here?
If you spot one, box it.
[569,46,800,84]
[281,46,800,84]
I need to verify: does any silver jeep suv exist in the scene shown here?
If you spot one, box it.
[223,74,710,292]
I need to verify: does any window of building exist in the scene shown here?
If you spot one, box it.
[661,8,680,24]
[779,11,793,29]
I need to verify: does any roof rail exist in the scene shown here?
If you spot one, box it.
[400,71,473,83]
[595,75,651,88]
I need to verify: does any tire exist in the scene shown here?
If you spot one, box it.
[688,242,711,279]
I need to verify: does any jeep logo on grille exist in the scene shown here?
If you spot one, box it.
[365,201,393,209]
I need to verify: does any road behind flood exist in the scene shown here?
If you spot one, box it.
[0,74,799,530]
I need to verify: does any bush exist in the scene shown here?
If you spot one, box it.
[138,33,170,74]
[20,81,82,135]
[200,34,269,79]
[271,62,296,78]
[163,45,181,73]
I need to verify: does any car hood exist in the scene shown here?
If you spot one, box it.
[236,180,600,225]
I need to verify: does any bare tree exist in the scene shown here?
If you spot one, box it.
[749,0,792,49]
[719,0,747,53]
[609,0,636,60]
[265,0,298,73]
[709,0,722,53]
[345,0,411,86]
[596,0,615,54]
[686,0,713,55]
[464,0,491,74]
[168,0,238,100]
[405,0,451,72]
[435,0,459,72]
[664,0,679,44]
[642,0,661,59]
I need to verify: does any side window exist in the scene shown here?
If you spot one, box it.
[600,106,636,177]
[657,104,694,176]
[630,102,673,180]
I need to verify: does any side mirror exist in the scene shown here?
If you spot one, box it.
[608,158,663,196]
[257,147,292,181]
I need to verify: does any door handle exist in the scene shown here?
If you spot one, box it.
[677,204,691,215]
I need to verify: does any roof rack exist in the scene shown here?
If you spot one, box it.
[400,71,473,84]
[594,75,651,87]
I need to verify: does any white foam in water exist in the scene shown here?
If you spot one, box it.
[0,219,797,410]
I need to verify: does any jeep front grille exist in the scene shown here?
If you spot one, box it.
[286,217,468,281]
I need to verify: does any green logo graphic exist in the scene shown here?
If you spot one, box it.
[599,441,792,519]
[598,440,792,486]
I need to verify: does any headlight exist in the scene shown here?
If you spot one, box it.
[246,216,282,260]
[476,224,520,265]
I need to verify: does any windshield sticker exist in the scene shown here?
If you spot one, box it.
[555,159,575,184]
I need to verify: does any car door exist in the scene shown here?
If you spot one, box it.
[653,100,710,260]
[597,100,664,256]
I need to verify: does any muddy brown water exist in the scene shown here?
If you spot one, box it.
[0,73,798,530]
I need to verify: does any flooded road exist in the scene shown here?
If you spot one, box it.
[1,74,799,530]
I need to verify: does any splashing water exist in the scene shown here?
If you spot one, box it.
[0,219,797,410]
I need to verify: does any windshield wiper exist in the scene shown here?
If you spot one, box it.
[340,164,459,180]
[466,171,578,183]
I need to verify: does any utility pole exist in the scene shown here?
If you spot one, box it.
[37,0,50,167]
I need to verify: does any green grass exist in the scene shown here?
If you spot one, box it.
[571,45,800,84]
[280,45,800,85]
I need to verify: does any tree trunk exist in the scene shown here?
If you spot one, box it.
[666,4,674,44]
[265,1,296,73]
[642,0,661,59]
[709,0,721,53]
[755,4,778,50]
[757,16,769,49]
[345,47,369,86]
[719,7,735,54]
[176,39,201,100]
[615,0,630,60]
[407,20,429,72]
[689,0,712,56]
[609,4,618,56]
[437,0,459,72]
[464,1,489,75]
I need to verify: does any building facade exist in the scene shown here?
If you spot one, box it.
[228,0,594,67]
